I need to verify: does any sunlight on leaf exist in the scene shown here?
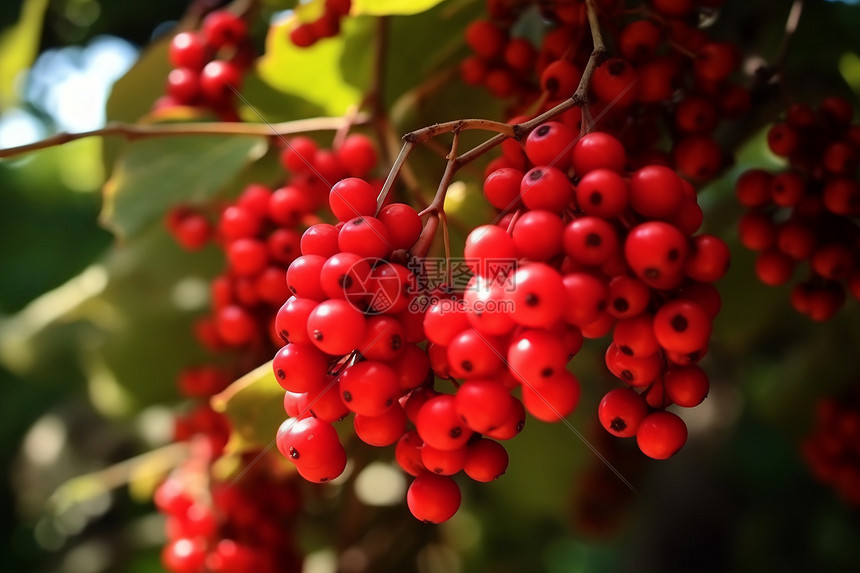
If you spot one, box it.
[352,0,447,15]
[100,135,267,240]
[212,361,286,453]
[256,14,368,115]
[0,0,49,108]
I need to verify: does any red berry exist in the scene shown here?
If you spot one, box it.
[407,473,461,523]
[598,388,649,438]
[307,299,366,355]
[463,439,509,482]
[339,361,400,417]
[329,177,377,221]
[636,411,688,459]
[572,132,626,175]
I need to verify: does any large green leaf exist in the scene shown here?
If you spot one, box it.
[256,14,369,115]
[212,361,285,454]
[102,38,173,170]
[352,0,447,15]
[100,135,267,240]
[0,0,49,108]
[0,223,225,414]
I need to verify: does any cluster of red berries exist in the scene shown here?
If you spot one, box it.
[273,168,525,522]
[801,390,860,506]
[288,0,352,48]
[463,0,745,180]
[735,97,860,320]
[155,10,255,120]
[165,133,380,351]
[160,133,381,567]
[483,125,728,459]
[156,442,302,573]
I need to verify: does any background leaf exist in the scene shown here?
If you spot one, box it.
[352,0,447,16]
[212,361,285,454]
[0,0,48,108]
[100,135,267,240]
[256,15,371,115]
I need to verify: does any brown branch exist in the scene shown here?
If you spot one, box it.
[0,115,370,159]
[410,131,461,258]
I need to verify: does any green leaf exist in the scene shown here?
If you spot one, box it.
[100,135,267,240]
[256,14,369,115]
[0,0,49,108]
[102,38,172,170]
[352,0,447,16]
[212,361,285,454]
[238,68,326,124]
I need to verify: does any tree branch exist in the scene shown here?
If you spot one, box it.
[0,115,369,159]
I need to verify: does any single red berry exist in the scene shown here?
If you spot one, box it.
[653,299,712,354]
[455,379,514,434]
[339,360,400,417]
[463,439,509,482]
[354,405,408,447]
[574,168,629,219]
[416,394,472,451]
[572,132,626,175]
[520,370,581,422]
[465,20,506,59]
[329,177,378,221]
[407,473,461,523]
[598,388,649,438]
[525,122,576,169]
[307,299,366,356]
[636,411,688,459]
[664,366,710,407]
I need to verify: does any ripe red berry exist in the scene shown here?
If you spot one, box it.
[339,360,400,417]
[463,439,509,482]
[329,177,378,221]
[520,166,573,211]
[574,168,629,219]
[525,122,576,169]
[406,473,461,523]
[520,370,581,422]
[337,134,378,177]
[624,221,688,290]
[354,405,408,447]
[306,299,366,355]
[664,366,710,407]
[505,263,566,329]
[653,299,712,354]
[455,379,514,434]
[598,388,649,438]
[629,165,685,219]
[636,411,688,459]
[572,132,626,175]
[416,394,472,451]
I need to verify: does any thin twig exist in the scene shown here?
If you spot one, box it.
[375,140,416,213]
[410,131,461,258]
[0,115,369,159]
[755,0,804,85]
[419,130,461,218]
